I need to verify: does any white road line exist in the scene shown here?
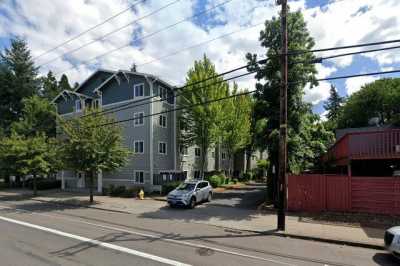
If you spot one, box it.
[0,205,295,266]
[0,214,191,266]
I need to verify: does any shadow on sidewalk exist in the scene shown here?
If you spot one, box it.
[372,252,398,266]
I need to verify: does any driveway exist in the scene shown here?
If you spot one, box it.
[210,183,267,210]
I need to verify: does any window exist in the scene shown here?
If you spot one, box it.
[195,147,201,157]
[93,99,101,109]
[134,141,144,153]
[75,100,82,112]
[134,112,144,126]
[159,115,167,128]
[159,86,168,100]
[222,152,226,160]
[134,84,144,97]
[194,171,201,179]
[159,142,167,154]
[211,152,215,158]
[134,171,144,183]
[180,145,188,155]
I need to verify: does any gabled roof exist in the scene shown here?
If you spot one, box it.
[93,69,176,93]
[51,90,93,103]
[52,68,176,103]
[74,69,116,93]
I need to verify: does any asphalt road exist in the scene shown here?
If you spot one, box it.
[0,198,397,266]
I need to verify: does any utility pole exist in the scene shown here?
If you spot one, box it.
[277,0,288,231]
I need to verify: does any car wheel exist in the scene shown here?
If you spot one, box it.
[206,192,212,202]
[188,197,196,209]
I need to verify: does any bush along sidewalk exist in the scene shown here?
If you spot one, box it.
[102,185,141,198]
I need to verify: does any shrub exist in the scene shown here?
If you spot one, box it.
[206,174,225,188]
[232,178,238,184]
[27,179,61,190]
[121,187,138,198]
[110,186,126,197]
[162,181,181,195]
[241,172,253,181]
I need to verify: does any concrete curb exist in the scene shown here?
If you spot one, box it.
[273,232,384,250]
[31,197,384,250]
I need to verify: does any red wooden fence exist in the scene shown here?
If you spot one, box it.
[288,175,400,215]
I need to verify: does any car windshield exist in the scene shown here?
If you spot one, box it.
[177,183,196,191]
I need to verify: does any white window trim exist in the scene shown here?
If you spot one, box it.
[195,147,201,157]
[158,114,167,128]
[133,112,145,127]
[134,83,145,98]
[134,140,144,154]
[133,171,145,184]
[75,99,83,112]
[158,85,173,106]
[158,141,167,155]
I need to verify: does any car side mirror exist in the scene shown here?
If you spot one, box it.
[196,188,200,191]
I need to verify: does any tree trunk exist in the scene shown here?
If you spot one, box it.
[33,174,37,196]
[89,171,94,203]
[246,150,251,173]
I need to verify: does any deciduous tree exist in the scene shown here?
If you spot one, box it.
[60,108,131,202]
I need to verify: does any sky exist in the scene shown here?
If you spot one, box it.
[0,0,399,117]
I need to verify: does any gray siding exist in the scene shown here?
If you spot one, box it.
[77,71,113,97]
[101,73,150,106]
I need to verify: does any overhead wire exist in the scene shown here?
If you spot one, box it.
[33,0,146,61]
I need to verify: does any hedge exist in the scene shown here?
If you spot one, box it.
[105,185,139,198]
[27,178,61,190]
[206,174,225,188]
[161,181,181,195]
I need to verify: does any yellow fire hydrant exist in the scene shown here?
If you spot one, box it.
[138,189,144,200]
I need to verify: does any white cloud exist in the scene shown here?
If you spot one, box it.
[303,81,331,105]
[0,0,399,108]
[345,75,378,95]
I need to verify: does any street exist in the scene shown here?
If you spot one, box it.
[0,197,396,266]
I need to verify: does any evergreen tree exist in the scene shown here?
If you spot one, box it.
[246,10,332,198]
[40,71,60,100]
[0,38,39,132]
[130,63,137,72]
[59,74,72,91]
[323,85,344,121]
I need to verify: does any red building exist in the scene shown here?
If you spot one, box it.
[324,127,400,176]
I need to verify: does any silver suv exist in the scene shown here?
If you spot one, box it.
[167,180,213,208]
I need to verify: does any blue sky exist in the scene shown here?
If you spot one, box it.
[0,0,399,117]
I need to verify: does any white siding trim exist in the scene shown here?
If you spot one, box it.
[158,141,167,155]
[133,112,145,127]
[133,140,144,154]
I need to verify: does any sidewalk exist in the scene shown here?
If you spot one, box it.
[0,189,385,249]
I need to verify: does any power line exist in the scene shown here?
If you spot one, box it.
[94,89,256,128]
[53,0,234,75]
[319,44,400,61]
[83,42,400,118]
[92,70,257,118]
[81,58,266,118]
[137,22,265,67]
[314,69,400,83]
[78,68,400,129]
[33,0,146,61]
[289,39,400,56]
[39,0,181,68]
